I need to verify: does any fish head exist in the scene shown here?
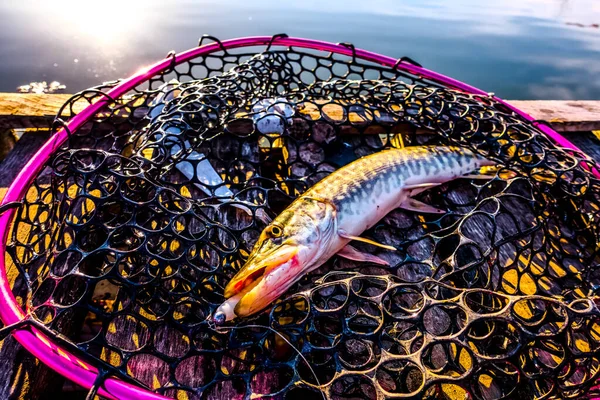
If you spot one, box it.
[220,197,336,319]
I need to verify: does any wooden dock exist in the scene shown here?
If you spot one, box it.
[0,93,599,399]
[1,94,599,131]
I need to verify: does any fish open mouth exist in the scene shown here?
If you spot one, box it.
[226,266,266,298]
[223,245,299,300]
[214,245,302,323]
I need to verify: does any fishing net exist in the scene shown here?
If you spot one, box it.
[2,36,600,400]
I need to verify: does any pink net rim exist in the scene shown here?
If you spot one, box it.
[0,35,595,399]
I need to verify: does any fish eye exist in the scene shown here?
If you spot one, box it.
[267,224,283,238]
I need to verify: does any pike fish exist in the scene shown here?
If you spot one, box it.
[213,146,493,324]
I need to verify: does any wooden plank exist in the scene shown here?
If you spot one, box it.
[562,131,600,163]
[0,93,81,129]
[1,93,600,132]
[0,130,88,400]
[0,129,18,162]
[0,128,72,399]
[507,100,600,132]
[0,130,50,187]
[0,129,598,399]
[0,335,70,400]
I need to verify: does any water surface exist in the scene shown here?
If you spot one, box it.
[0,0,599,99]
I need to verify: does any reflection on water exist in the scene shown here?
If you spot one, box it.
[0,0,598,99]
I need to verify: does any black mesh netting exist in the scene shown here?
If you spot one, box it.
[4,42,600,400]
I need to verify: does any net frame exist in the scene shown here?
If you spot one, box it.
[0,35,596,399]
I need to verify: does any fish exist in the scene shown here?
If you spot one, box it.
[213,146,494,324]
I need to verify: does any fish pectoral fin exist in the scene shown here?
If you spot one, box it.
[338,229,397,251]
[400,198,446,214]
[404,182,441,196]
[337,244,390,266]
[404,182,440,191]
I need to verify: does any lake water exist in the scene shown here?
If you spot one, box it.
[1,0,599,99]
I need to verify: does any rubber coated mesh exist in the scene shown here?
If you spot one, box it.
[5,44,600,400]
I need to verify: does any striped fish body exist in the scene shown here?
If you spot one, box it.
[216,146,492,322]
[307,146,488,240]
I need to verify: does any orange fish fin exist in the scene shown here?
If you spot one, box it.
[338,229,397,251]
[459,174,494,180]
[459,164,499,180]
[337,244,390,266]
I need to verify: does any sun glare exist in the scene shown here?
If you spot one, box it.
[38,0,162,46]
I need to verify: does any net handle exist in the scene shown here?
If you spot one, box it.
[0,35,594,399]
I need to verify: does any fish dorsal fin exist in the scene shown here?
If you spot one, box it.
[338,229,397,251]
[337,244,390,266]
